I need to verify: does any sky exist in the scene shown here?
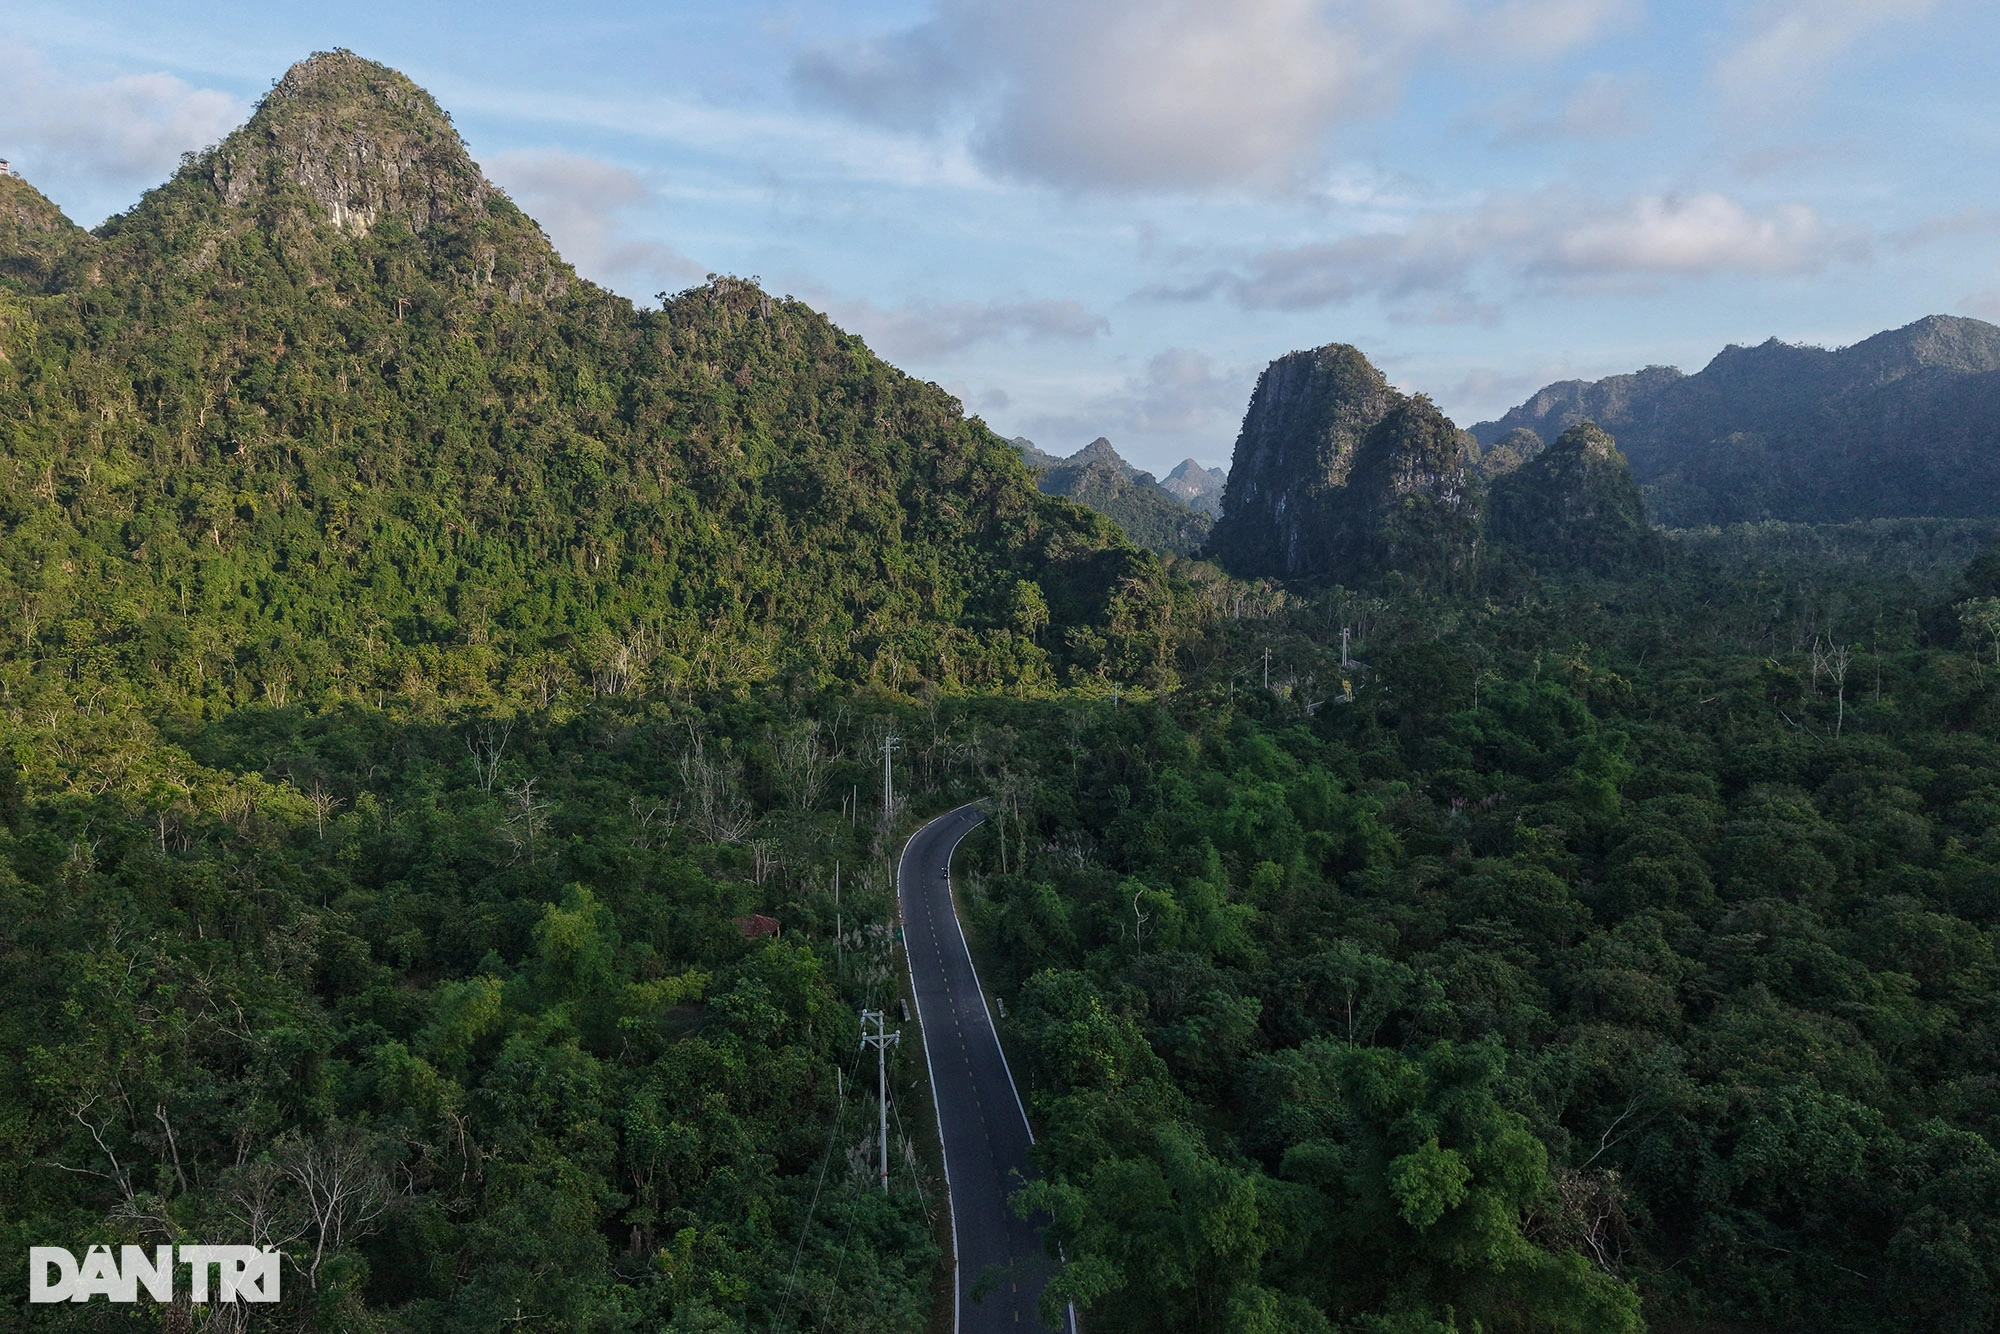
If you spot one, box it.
[3,0,1998,476]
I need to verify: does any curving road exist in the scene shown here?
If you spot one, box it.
[898,804,1071,1333]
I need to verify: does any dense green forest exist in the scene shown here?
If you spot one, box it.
[956,540,2000,1333]
[5,47,2000,1334]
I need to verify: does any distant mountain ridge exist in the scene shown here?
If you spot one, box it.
[1472,315,2000,525]
[1008,436,1213,556]
[1161,458,1226,516]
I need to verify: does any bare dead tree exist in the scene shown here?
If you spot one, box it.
[279,1126,390,1291]
[772,719,840,811]
[593,629,660,697]
[1810,637,1853,739]
[465,717,513,794]
[305,781,345,838]
[676,731,752,843]
[628,795,680,850]
[497,777,550,863]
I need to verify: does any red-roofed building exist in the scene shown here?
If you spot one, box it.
[734,913,781,940]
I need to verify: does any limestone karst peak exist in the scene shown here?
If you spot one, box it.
[199,49,496,238]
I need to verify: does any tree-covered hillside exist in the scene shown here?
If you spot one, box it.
[5,45,2000,1334]
[0,51,1178,720]
[957,535,2000,1334]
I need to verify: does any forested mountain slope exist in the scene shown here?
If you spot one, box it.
[7,44,2000,1334]
[0,53,1185,1330]
[1471,316,2000,525]
[0,51,1175,718]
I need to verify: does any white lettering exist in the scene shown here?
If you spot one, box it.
[180,1245,219,1303]
[28,1247,78,1303]
[28,1242,279,1303]
[212,1245,277,1302]
[125,1245,175,1301]
[73,1246,121,1302]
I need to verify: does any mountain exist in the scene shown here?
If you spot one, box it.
[1009,434,1064,471]
[0,50,1177,705]
[1472,315,2000,525]
[0,170,91,293]
[1326,395,1483,590]
[1488,421,1659,574]
[1007,435,1213,557]
[1207,343,1401,579]
[1160,458,1226,516]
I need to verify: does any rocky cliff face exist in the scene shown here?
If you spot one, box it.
[1208,343,1399,578]
[95,50,569,305]
[1332,395,1483,588]
[207,51,494,238]
[1487,421,1657,573]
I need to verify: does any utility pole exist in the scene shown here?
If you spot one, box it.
[880,734,899,825]
[1263,646,1271,690]
[859,1009,901,1193]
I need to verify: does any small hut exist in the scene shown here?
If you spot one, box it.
[733,913,781,940]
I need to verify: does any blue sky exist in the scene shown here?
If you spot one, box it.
[3,0,1996,476]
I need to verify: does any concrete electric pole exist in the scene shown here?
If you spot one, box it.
[859,1008,901,1193]
[880,734,900,825]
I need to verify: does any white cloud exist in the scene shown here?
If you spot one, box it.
[828,295,1109,361]
[0,43,242,205]
[485,149,703,299]
[1145,189,1848,317]
[1445,360,1588,422]
[1548,193,1829,276]
[792,0,1627,192]
[1712,0,1937,119]
[1124,348,1240,434]
[1458,0,1636,60]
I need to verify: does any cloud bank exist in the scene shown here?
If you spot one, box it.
[830,296,1110,362]
[1712,0,1937,119]
[792,0,1629,192]
[1147,190,1848,320]
[0,43,243,218]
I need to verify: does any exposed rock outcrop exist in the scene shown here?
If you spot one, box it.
[1208,343,1399,579]
[1330,395,1484,589]
[1161,458,1226,516]
[96,50,569,304]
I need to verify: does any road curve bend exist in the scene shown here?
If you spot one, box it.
[899,804,1069,1333]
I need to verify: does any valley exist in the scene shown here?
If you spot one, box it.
[2,49,1998,1334]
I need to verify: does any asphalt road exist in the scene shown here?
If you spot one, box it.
[899,804,1071,1334]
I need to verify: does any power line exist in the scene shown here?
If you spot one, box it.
[774,1043,868,1329]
